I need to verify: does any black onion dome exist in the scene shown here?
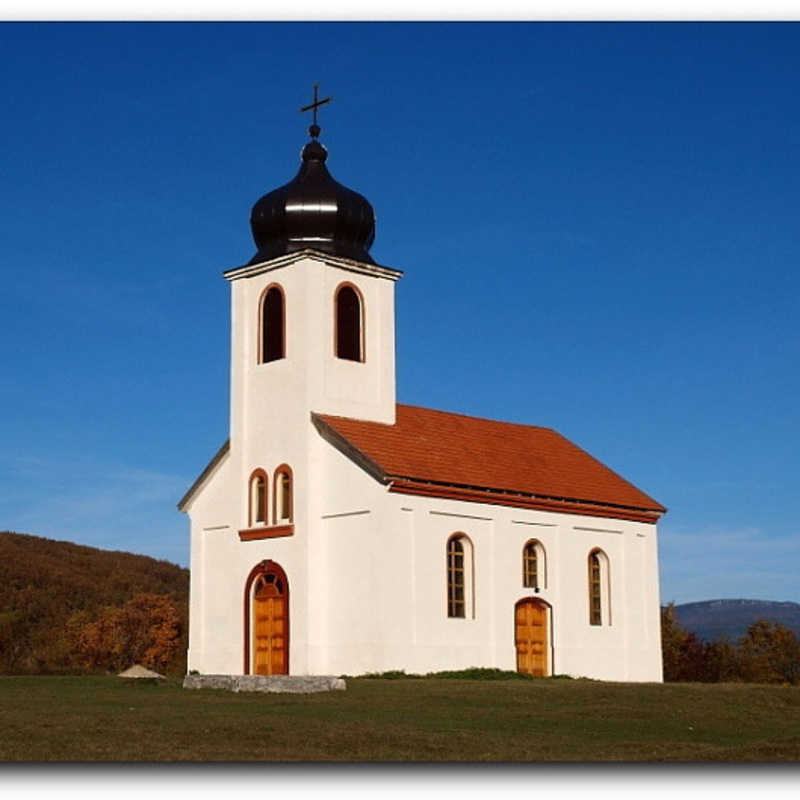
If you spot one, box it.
[249,138,376,265]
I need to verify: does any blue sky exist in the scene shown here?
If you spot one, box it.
[1,22,798,604]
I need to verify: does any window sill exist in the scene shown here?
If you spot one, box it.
[257,358,286,365]
[238,524,294,541]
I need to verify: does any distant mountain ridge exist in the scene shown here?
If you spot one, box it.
[673,599,800,643]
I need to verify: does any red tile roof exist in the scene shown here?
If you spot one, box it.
[314,404,665,523]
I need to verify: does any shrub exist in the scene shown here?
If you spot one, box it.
[427,667,534,680]
[69,593,182,675]
[356,667,551,681]
[360,670,421,680]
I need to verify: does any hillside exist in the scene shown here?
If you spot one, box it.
[674,599,800,643]
[0,531,189,675]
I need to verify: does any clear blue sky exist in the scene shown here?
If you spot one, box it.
[1,22,798,604]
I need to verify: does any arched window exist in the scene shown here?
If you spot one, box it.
[260,285,285,363]
[446,533,474,619]
[249,470,268,527]
[523,540,546,590]
[335,284,363,362]
[588,549,610,626]
[273,465,293,524]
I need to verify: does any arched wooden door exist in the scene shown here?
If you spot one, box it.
[252,569,288,675]
[515,598,549,677]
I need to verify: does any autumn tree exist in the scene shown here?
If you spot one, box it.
[702,637,740,683]
[70,593,182,674]
[661,604,743,682]
[738,620,800,685]
[661,604,692,681]
[0,610,30,672]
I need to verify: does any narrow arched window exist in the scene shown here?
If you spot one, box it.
[447,537,464,618]
[446,533,474,619]
[588,549,610,626]
[260,285,285,363]
[249,470,268,527]
[523,540,546,590]
[589,552,602,625]
[274,466,293,524]
[335,284,363,362]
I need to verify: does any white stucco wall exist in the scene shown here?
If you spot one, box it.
[312,436,663,681]
[182,252,663,683]
[184,252,400,676]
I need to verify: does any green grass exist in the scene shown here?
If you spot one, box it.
[1,675,799,761]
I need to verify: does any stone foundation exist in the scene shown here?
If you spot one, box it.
[182,674,346,694]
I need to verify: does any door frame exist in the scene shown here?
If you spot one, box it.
[514,596,553,677]
[243,559,290,675]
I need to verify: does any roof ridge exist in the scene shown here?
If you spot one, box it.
[397,403,556,434]
[317,403,556,434]
[313,410,397,428]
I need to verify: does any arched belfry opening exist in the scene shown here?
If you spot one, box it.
[335,284,363,362]
[260,285,285,363]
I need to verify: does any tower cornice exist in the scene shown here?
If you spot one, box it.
[223,248,403,283]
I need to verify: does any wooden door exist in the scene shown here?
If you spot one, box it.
[253,574,288,675]
[515,599,548,677]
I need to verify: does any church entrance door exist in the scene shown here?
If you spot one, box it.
[515,598,549,677]
[252,570,288,675]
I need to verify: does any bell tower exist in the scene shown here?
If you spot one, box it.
[223,91,402,483]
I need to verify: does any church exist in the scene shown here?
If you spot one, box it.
[178,94,666,682]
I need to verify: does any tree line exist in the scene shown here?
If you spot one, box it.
[4,532,800,682]
[661,604,800,685]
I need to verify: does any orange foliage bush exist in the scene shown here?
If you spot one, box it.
[70,593,182,674]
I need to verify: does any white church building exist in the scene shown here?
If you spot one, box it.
[178,106,666,682]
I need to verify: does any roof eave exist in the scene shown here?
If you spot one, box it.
[177,439,231,512]
[388,477,665,524]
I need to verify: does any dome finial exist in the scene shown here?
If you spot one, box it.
[299,82,332,140]
[250,88,376,265]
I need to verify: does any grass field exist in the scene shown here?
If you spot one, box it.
[1,675,799,762]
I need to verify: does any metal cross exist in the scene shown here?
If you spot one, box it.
[300,83,332,138]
